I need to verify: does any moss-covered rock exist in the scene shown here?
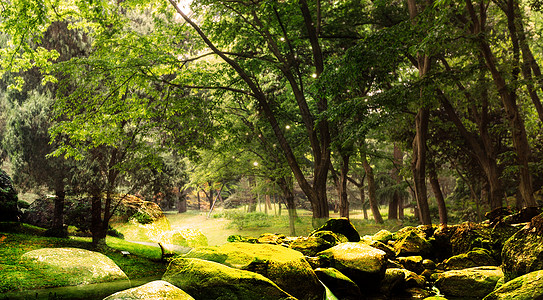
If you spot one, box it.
[372,229,394,243]
[442,248,497,270]
[21,248,128,286]
[257,233,286,245]
[393,227,432,257]
[103,280,195,300]
[227,234,258,243]
[160,228,208,248]
[163,257,295,300]
[315,267,361,300]
[289,236,335,257]
[450,222,492,255]
[310,218,360,242]
[309,230,348,244]
[501,214,543,281]
[483,270,543,300]
[317,242,386,291]
[397,256,424,274]
[183,242,322,300]
[433,266,503,299]
[380,268,426,296]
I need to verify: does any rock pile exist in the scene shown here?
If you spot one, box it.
[105,214,543,299]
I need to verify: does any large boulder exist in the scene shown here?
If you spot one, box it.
[21,248,128,285]
[501,213,543,281]
[449,222,492,255]
[442,248,498,270]
[310,218,360,242]
[380,268,426,296]
[483,270,543,300]
[393,227,432,257]
[162,257,296,300]
[103,280,195,300]
[289,236,335,257]
[433,266,503,299]
[315,267,361,300]
[159,227,208,248]
[183,242,323,300]
[0,170,19,222]
[317,242,387,291]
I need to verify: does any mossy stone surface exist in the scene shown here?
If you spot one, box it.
[289,236,335,256]
[315,267,361,300]
[450,222,492,255]
[372,229,394,243]
[21,247,128,286]
[310,218,360,242]
[317,242,386,291]
[184,242,322,300]
[483,270,543,300]
[443,248,497,270]
[103,280,195,300]
[393,229,432,257]
[163,257,295,300]
[501,214,543,281]
[434,266,503,299]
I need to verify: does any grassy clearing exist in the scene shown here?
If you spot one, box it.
[139,207,419,246]
[0,223,167,293]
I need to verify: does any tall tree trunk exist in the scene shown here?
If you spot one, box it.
[465,0,535,207]
[389,144,403,220]
[499,0,543,123]
[197,190,201,211]
[412,108,432,225]
[177,187,187,213]
[429,160,448,226]
[407,0,432,225]
[50,185,66,237]
[278,177,297,236]
[362,154,383,224]
[339,153,350,218]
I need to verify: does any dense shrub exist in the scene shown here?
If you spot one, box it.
[0,170,20,222]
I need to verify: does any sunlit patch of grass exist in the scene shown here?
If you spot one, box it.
[0,224,167,293]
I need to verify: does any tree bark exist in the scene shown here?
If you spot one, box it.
[465,0,535,207]
[412,108,432,225]
[429,160,448,226]
[407,0,432,225]
[336,154,350,219]
[389,144,403,220]
[362,154,383,224]
[277,177,297,235]
[438,89,505,209]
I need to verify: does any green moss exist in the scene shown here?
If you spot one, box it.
[163,258,295,300]
[183,242,323,300]
[483,270,543,300]
[310,218,360,242]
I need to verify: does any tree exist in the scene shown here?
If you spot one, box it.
[3,92,75,236]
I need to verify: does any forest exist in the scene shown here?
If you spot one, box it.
[1,0,543,250]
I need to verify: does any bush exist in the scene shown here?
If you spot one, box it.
[130,211,154,225]
[0,170,19,222]
[107,226,125,239]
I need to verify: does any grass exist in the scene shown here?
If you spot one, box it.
[0,223,167,293]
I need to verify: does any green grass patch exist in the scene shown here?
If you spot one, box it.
[0,224,167,293]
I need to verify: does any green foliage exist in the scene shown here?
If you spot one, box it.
[0,169,19,222]
[214,211,272,230]
[130,211,154,225]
